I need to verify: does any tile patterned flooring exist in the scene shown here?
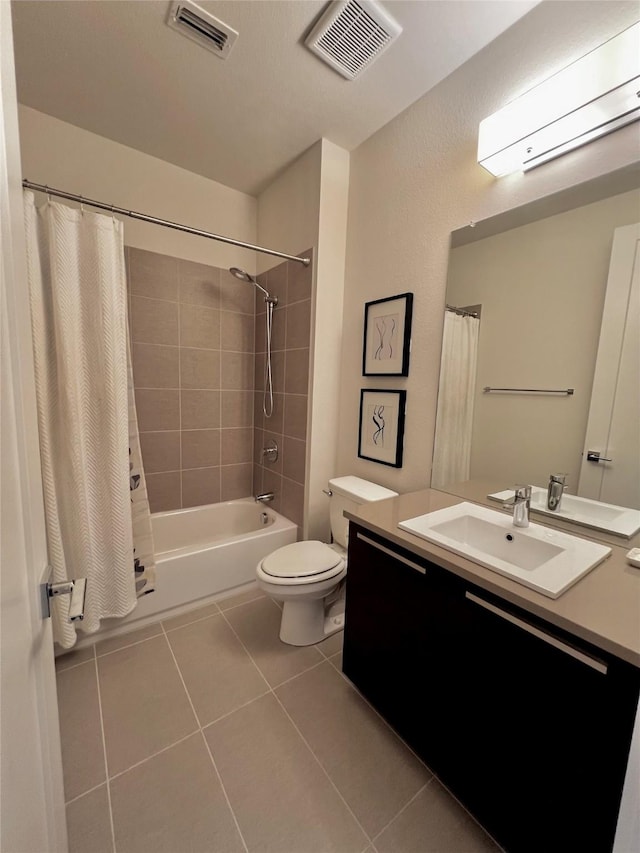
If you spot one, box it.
[56,588,501,853]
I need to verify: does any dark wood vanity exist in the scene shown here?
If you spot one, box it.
[342,491,640,853]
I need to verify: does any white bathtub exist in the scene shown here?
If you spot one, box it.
[81,499,297,644]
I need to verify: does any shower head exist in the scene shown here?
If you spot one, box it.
[228,267,275,303]
[229,267,255,283]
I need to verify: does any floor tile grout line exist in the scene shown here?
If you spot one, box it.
[199,731,250,853]
[159,622,250,853]
[336,665,433,779]
[94,631,164,659]
[159,623,203,729]
[370,782,431,844]
[270,690,374,848]
[214,595,368,841]
[216,609,274,693]
[161,607,222,633]
[424,771,505,851]
[93,656,117,853]
[66,603,347,839]
[64,780,109,807]
[54,656,95,674]
[57,596,264,669]
[106,729,200,783]
[200,689,273,730]
[55,640,97,673]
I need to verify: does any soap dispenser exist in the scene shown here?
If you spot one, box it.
[547,473,567,511]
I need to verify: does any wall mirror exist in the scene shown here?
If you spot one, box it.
[431,164,640,544]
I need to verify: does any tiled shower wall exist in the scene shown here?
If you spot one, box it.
[127,247,313,524]
[253,252,313,528]
[128,248,255,512]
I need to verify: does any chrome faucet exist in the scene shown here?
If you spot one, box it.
[503,484,532,528]
[255,492,275,504]
[547,473,567,511]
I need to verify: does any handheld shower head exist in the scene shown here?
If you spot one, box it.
[229,267,255,284]
[229,267,277,419]
[228,267,273,302]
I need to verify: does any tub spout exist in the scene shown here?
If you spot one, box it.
[255,492,275,504]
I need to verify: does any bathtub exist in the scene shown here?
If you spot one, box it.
[84,499,297,642]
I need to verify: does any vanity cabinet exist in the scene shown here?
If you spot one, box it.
[343,523,640,853]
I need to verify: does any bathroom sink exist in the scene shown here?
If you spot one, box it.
[398,502,611,598]
[488,487,640,537]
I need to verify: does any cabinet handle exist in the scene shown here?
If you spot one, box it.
[356,532,426,575]
[465,592,607,675]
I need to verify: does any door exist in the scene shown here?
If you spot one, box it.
[578,223,640,508]
[0,4,67,850]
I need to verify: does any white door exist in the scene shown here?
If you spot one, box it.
[0,3,67,850]
[578,223,640,509]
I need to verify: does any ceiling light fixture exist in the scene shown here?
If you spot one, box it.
[478,21,640,177]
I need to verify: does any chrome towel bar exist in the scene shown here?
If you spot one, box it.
[483,386,574,396]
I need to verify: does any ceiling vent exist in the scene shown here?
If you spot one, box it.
[167,1,238,60]
[305,0,402,80]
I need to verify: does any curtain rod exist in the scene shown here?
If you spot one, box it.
[446,304,479,318]
[22,180,311,267]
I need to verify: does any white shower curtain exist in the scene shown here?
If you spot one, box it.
[431,311,480,489]
[24,191,155,648]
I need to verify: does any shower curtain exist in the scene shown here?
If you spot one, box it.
[24,191,155,649]
[431,311,480,489]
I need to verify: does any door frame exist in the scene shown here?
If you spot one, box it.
[578,222,640,503]
[0,2,67,849]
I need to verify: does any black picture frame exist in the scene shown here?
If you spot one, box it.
[362,292,413,376]
[358,389,406,468]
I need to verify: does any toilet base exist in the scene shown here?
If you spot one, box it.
[279,593,345,647]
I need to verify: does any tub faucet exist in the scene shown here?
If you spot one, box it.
[255,492,275,504]
[503,484,531,528]
[547,473,567,511]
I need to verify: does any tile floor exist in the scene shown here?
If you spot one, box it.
[56,588,501,853]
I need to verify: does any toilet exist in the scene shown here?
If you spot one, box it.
[256,476,398,646]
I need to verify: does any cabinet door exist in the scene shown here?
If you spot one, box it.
[343,525,469,771]
[455,590,640,853]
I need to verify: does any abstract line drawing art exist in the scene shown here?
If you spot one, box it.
[363,293,413,376]
[358,389,406,467]
[374,314,398,361]
[371,404,386,445]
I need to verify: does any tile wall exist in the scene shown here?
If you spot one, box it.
[253,251,313,528]
[128,248,255,512]
[127,247,313,524]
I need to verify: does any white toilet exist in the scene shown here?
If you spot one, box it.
[256,476,398,646]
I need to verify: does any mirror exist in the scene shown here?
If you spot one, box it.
[432,164,640,544]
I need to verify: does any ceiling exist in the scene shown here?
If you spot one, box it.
[11,0,540,196]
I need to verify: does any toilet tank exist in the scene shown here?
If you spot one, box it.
[329,476,398,549]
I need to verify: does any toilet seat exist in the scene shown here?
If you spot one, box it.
[259,540,345,585]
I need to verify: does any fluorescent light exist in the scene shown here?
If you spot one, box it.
[478,22,640,177]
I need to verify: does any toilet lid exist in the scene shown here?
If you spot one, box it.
[261,541,344,579]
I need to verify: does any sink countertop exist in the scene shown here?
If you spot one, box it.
[436,478,640,549]
[345,488,640,668]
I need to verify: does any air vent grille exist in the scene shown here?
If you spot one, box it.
[167,1,238,60]
[305,0,402,80]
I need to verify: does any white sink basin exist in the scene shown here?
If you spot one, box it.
[488,487,640,537]
[398,502,611,598]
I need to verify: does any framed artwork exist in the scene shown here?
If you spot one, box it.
[358,389,406,468]
[362,292,413,376]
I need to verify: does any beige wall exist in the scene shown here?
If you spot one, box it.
[18,105,257,273]
[257,140,350,539]
[446,189,640,490]
[339,0,640,495]
[256,142,322,275]
[308,140,350,540]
